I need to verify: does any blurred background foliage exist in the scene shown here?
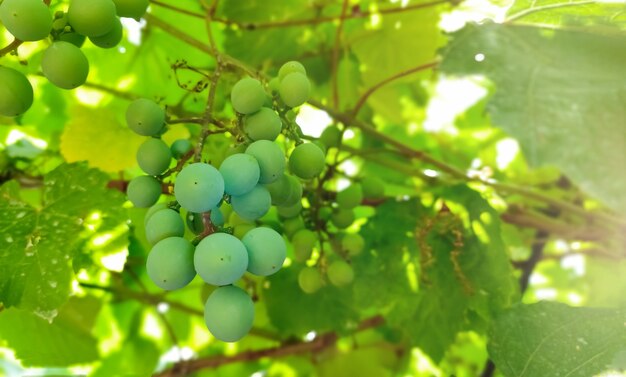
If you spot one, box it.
[1,0,626,376]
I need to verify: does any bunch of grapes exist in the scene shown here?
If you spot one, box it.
[0,0,149,117]
[126,61,322,342]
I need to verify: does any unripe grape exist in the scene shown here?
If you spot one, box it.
[127,175,161,208]
[186,209,225,234]
[59,31,86,47]
[289,143,325,179]
[282,174,303,207]
[170,139,192,159]
[233,223,255,239]
[126,99,165,136]
[327,260,354,287]
[264,174,291,206]
[298,267,322,294]
[0,67,33,117]
[320,125,342,149]
[361,176,385,200]
[204,285,254,342]
[194,233,248,286]
[41,41,89,90]
[242,227,286,276]
[278,61,306,81]
[342,233,364,256]
[144,202,168,227]
[112,0,149,19]
[331,209,354,229]
[336,184,363,209]
[89,17,123,48]
[225,143,247,158]
[146,237,195,290]
[136,138,172,176]
[0,0,52,41]
[219,153,260,196]
[67,0,117,37]
[282,216,304,238]
[291,229,317,262]
[243,107,282,141]
[145,208,184,245]
[175,163,225,213]
[245,140,285,184]
[268,77,280,93]
[231,78,265,115]
[231,185,271,221]
[277,200,302,219]
[211,208,225,226]
[279,72,310,108]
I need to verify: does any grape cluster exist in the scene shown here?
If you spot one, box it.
[0,0,149,117]
[126,61,322,342]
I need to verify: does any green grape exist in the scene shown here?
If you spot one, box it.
[361,176,385,200]
[144,202,168,227]
[319,206,332,221]
[279,72,310,108]
[264,174,291,206]
[204,285,254,342]
[288,143,325,179]
[245,140,285,184]
[320,125,342,149]
[342,233,364,256]
[278,61,306,81]
[231,78,265,115]
[277,200,302,219]
[228,211,253,227]
[268,77,280,93]
[312,140,327,155]
[292,229,317,262]
[243,107,282,141]
[233,223,255,239]
[127,175,161,208]
[327,260,354,287]
[336,183,363,209]
[174,163,224,213]
[225,143,247,158]
[186,211,204,235]
[211,208,225,226]
[59,31,86,47]
[145,208,184,245]
[170,139,192,159]
[298,267,322,294]
[281,174,303,207]
[112,0,149,19]
[282,216,304,239]
[67,0,117,37]
[146,237,195,290]
[136,138,172,176]
[41,41,89,90]
[231,185,271,221]
[89,16,123,48]
[194,233,248,286]
[0,0,52,41]
[219,153,260,196]
[331,208,354,229]
[126,98,165,136]
[0,67,33,117]
[242,227,286,276]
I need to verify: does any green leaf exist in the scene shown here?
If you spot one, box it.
[0,297,101,366]
[91,335,159,377]
[489,302,626,377]
[507,0,626,26]
[264,265,359,336]
[0,163,126,318]
[442,23,626,212]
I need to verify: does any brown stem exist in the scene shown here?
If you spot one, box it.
[352,60,439,115]
[153,315,384,377]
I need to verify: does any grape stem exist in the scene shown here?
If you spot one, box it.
[152,315,385,377]
[0,0,52,57]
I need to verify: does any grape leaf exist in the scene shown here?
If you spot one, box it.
[489,302,626,377]
[264,266,358,336]
[441,23,626,212]
[0,297,101,366]
[507,0,626,27]
[0,163,126,318]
